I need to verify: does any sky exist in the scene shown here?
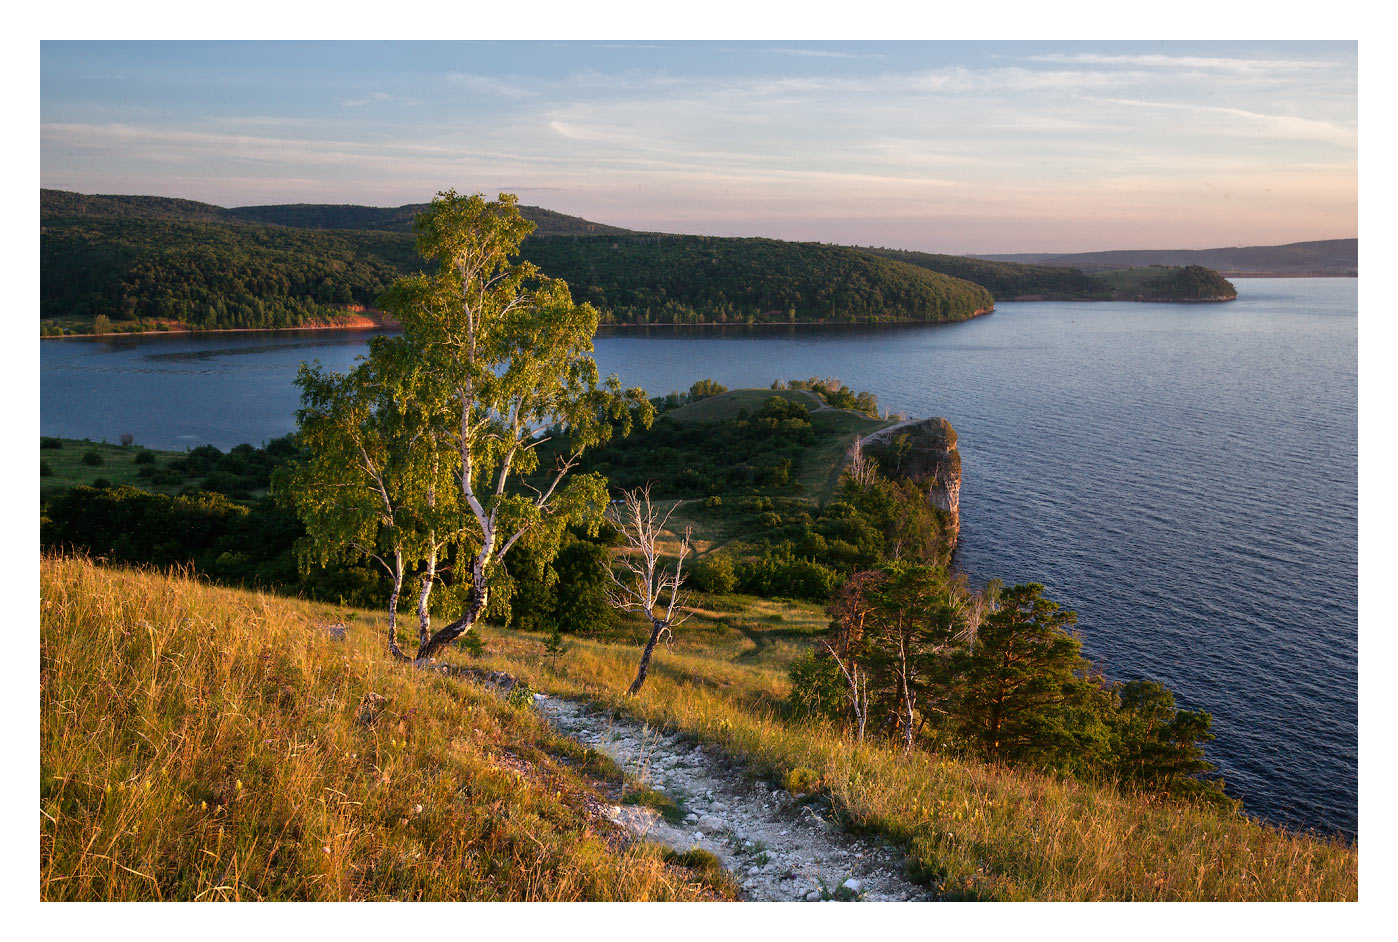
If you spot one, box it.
[39,40,1358,254]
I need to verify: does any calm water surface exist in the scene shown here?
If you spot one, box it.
[41,279,1358,836]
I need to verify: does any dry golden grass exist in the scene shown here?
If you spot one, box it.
[39,555,728,901]
[475,618,1358,901]
[41,554,1358,901]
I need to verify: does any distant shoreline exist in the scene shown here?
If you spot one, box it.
[41,308,998,340]
[40,317,399,341]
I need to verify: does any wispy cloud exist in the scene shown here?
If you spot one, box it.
[339,91,392,108]
[1024,52,1343,74]
[1098,97,1356,147]
[760,47,887,60]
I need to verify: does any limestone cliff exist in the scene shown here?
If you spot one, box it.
[852,416,962,551]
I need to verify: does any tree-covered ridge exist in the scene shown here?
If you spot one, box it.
[1137,264,1239,300]
[40,188,635,237]
[860,246,1107,300]
[40,214,994,334]
[41,216,422,329]
[520,235,994,325]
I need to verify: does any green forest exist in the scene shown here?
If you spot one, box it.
[41,188,1234,337]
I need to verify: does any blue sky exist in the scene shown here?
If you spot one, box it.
[40,41,1357,253]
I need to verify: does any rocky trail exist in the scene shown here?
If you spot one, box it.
[532,693,932,902]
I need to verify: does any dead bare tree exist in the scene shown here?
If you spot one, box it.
[846,435,877,487]
[603,485,693,696]
[823,640,870,743]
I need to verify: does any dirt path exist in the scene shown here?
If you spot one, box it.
[533,694,932,902]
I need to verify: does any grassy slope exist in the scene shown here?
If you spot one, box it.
[664,388,891,498]
[41,556,1356,900]
[636,389,894,553]
[40,440,189,502]
[473,610,1358,901]
[39,555,732,901]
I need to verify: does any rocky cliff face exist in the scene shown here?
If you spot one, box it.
[854,416,962,551]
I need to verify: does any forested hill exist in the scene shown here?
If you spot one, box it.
[40,188,635,237]
[859,246,1107,300]
[976,238,1357,277]
[40,193,993,333]
[522,235,993,325]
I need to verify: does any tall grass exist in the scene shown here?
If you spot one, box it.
[478,625,1358,901]
[39,555,723,901]
[41,554,1357,901]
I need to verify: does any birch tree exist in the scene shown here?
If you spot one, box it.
[285,191,650,662]
[603,485,693,696]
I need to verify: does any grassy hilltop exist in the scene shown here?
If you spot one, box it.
[41,555,1357,901]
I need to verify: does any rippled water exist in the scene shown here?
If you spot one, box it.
[40,278,1358,836]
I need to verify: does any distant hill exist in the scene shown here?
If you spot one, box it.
[858,247,1107,300]
[40,190,993,333]
[976,239,1357,277]
[522,235,994,326]
[40,188,636,238]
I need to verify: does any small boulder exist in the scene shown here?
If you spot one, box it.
[697,814,725,834]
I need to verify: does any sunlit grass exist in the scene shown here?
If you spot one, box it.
[41,554,1357,901]
[471,607,1358,901]
[39,554,725,901]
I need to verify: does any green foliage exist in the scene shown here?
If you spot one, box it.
[956,583,1111,771]
[861,246,1106,300]
[41,214,419,329]
[738,548,839,602]
[689,551,738,594]
[505,681,536,709]
[688,378,727,399]
[569,395,817,497]
[80,450,103,467]
[40,437,63,450]
[40,460,53,477]
[1110,680,1227,801]
[524,234,994,326]
[786,649,847,722]
[782,766,822,795]
[504,532,616,635]
[133,449,156,465]
[786,377,879,416]
[1140,265,1238,300]
[41,192,994,333]
[543,627,570,663]
[282,190,648,659]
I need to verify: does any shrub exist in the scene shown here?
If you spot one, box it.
[80,450,103,467]
[704,495,722,509]
[783,766,822,795]
[133,450,156,465]
[689,552,738,594]
[40,437,63,450]
[505,681,536,709]
[786,650,846,722]
[688,378,728,400]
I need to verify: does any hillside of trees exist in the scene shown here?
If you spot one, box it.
[979,238,1358,276]
[41,189,1241,336]
[40,188,634,236]
[41,195,995,332]
[860,246,1108,300]
[522,235,993,325]
[41,216,422,329]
